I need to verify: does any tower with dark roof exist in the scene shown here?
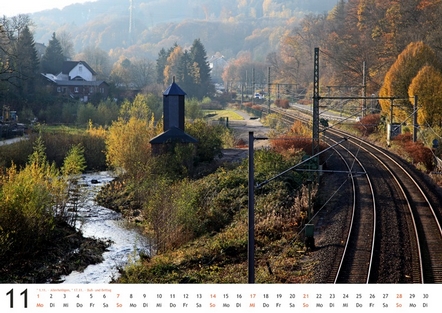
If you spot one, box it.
[150,79,197,155]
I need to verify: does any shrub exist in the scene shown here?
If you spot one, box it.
[275,98,290,109]
[270,135,313,155]
[354,114,381,135]
[0,139,68,267]
[186,119,224,163]
[393,134,435,171]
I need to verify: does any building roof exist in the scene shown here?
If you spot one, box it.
[41,74,108,87]
[163,81,186,96]
[62,61,97,76]
[150,127,197,144]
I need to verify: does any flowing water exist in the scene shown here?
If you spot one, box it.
[60,172,151,284]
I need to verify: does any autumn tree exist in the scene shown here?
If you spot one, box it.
[222,52,268,95]
[379,42,439,122]
[0,136,71,265]
[76,46,111,79]
[159,40,214,99]
[110,56,132,88]
[408,65,442,127]
[57,30,75,60]
[131,58,156,89]
[105,94,162,179]
[157,44,178,85]
[163,45,183,85]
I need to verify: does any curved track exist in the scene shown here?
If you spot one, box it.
[324,136,376,283]
[271,107,442,283]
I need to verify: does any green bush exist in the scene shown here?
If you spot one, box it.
[186,119,224,163]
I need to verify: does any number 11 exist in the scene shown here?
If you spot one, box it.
[6,289,28,308]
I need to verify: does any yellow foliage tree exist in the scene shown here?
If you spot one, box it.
[105,96,162,178]
[409,65,442,127]
[379,41,439,122]
[163,45,183,85]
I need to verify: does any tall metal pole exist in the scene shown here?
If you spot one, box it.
[390,98,394,124]
[312,47,320,157]
[252,67,255,105]
[362,61,367,118]
[248,131,255,284]
[413,95,418,143]
[267,67,271,113]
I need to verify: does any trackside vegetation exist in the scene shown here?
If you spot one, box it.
[98,104,318,283]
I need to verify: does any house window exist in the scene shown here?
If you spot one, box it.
[79,65,83,72]
[57,87,61,92]
[90,87,94,93]
[74,87,79,93]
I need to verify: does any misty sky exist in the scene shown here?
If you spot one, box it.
[2,0,96,17]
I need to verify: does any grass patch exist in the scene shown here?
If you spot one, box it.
[204,110,244,121]
[35,124,87,135]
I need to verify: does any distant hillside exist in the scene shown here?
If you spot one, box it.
[30,0,336,61]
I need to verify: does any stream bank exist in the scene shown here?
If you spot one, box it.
[0,172,151,284]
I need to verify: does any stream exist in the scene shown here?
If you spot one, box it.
[60,172,152,284]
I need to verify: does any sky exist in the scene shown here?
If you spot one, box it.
[1,0,96,17]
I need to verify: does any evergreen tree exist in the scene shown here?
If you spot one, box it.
[190,39,214,99]
[41,33,65,75]
[0,24,13,93]
[176,50,194,94]
[156,48,168,84]
[15,25,39,98]
[156,44,178,85]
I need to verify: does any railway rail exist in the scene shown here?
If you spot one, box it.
[268,107,442,283]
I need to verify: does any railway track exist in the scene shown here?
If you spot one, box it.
[324,135,376,284]
[269,107,442,283]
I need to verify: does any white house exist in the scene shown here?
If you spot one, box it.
[56,61,97,81]
[42,61,109,102]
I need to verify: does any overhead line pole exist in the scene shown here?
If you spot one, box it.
[313,47,320,157]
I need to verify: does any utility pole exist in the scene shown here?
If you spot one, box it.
[252,67,255,105]
[312,48,320,157]
[413,95,418,143]
[267,67,271,113]
[362,61,367,118]
[248,132,255,284]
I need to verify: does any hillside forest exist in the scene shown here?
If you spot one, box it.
[2,0,442,131]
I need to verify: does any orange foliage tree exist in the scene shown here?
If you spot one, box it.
[408,65,442,127]
[379,42,439,122]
